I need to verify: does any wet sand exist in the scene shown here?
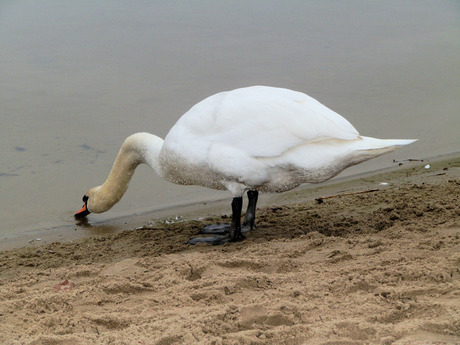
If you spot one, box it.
[0,157,459,344]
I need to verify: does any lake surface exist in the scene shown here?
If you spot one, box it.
[1,1,459,247]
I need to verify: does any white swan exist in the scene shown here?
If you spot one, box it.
[75,86,416,243]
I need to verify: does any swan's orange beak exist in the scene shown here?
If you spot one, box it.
[75,204,90,218]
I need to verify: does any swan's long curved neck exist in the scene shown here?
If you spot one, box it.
[95,132,164,212]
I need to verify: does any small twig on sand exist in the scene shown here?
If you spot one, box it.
[393,158,424,164]
[315,189,379,204]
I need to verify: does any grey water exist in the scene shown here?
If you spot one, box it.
[1,1,459,248]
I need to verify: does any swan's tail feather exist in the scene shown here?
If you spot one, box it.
[358,136,417,152]
[335,136,418,175]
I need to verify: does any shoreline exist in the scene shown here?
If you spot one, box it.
[0,154,459,344]
[2,151,459,252]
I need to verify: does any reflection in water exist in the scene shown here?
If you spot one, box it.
[75,216,122,237]
[75,217,91,229]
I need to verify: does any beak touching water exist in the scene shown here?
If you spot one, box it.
[75,204,90,218]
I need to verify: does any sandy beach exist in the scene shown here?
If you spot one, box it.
[0,156,459,345]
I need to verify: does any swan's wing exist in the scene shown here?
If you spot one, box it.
[170,86,359,159]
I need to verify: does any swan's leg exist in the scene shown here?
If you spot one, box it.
[186,197,242,245]
[186,191,257,244]
[199,190,258,235]
[242,190,258,232]
[229,196,244,241]
[201,190,259,234]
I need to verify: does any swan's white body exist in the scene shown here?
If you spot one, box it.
[79,86,415,214]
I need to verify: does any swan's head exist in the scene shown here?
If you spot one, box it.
[74,186,116,218]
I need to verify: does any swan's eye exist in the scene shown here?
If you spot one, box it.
[82,195,89,203]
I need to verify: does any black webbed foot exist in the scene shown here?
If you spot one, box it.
[200,223,231,235]
[187,223,249,245]
[187,234,231,245]
[201,222,255,234]
[186,224,232,245]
